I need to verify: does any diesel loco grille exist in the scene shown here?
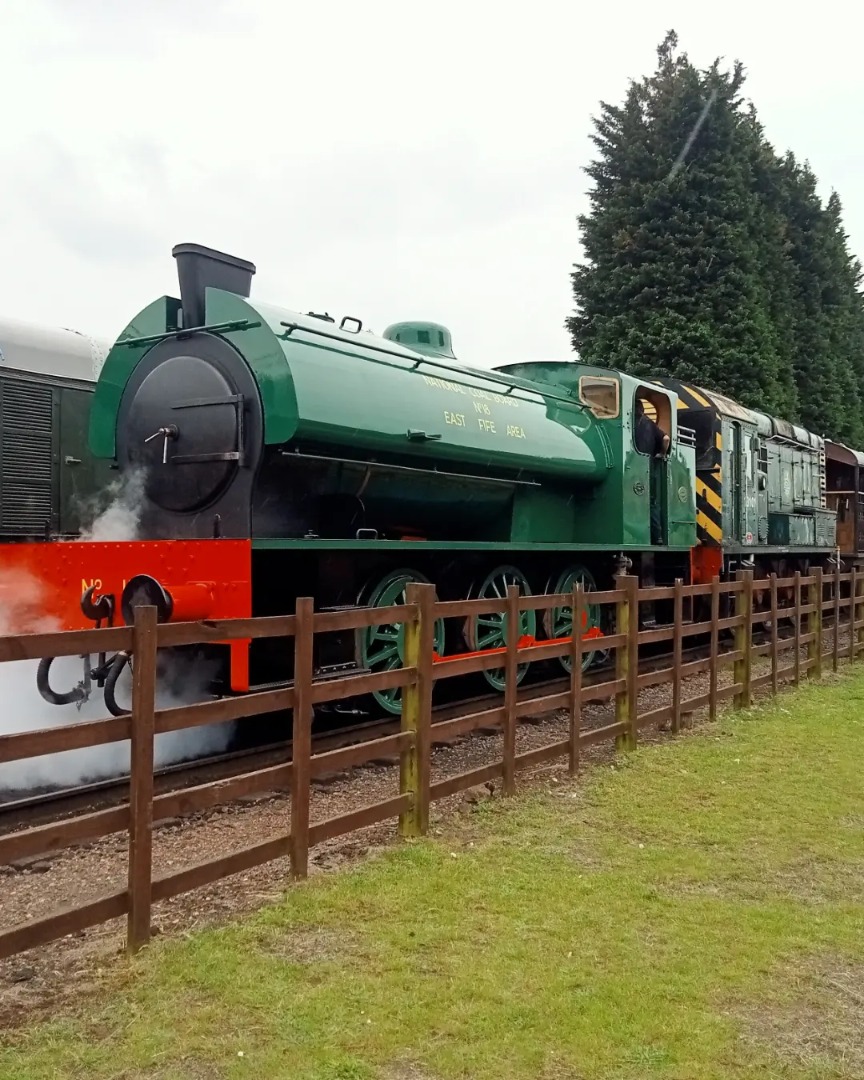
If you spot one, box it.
[0,378,54,535]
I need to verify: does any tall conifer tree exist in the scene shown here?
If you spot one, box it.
[568,31,864,440]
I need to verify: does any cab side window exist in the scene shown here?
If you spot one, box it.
[579,376,619,419]
[633,389,673,456]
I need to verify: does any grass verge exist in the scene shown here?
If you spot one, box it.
[2,671,864,1079]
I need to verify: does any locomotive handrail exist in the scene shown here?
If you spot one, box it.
[115,319,260,349]
[279,449,543,488]
[279,320,589,412]
[280,319,421,362]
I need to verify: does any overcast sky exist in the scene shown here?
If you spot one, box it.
[1,1,860,370]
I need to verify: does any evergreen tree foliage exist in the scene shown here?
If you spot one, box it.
[568,31,864,443]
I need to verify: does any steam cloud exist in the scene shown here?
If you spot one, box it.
[0,471,237,796]
[76,466,147,543]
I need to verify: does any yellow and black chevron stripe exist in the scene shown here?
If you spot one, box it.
[671,382,713,413]
[652,379,724,547]
[696,460,723,544]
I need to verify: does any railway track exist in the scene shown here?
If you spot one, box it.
[0,633,743,833]
[0,677,568,829]
[2,595,831,836]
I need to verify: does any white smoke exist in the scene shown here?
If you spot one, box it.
[0,648,233,795]
[0,469,238,794]
[76,466,147,543]
[0,571,60,636]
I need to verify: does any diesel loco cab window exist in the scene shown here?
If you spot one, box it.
[579,376,620,419]
[686,411,715,468]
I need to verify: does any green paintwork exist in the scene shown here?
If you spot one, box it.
[720,413,834,550]
[90,289,697,551]
[768,511,835,547]
[58,382,116,535]
[382,321,456,359]
[223,293,608,482]
[92,291,608,479]
[497,362,697,551]
[90,297,181,458]
[720,415,761,544]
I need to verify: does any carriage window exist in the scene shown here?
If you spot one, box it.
[579,376,620,419]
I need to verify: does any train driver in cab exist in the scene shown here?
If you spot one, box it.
[634,397,670,545]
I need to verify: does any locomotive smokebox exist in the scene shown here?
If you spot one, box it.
[172,243,256,330]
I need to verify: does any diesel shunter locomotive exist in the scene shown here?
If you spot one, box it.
[0,317,113,541]
[8,243,847,720]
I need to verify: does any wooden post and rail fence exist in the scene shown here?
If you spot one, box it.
[1,565,863,960]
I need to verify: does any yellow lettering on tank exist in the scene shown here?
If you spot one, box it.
[471,388,519,408]
[423,374,467,395]
[477,418,497,433]
[473,401,491,415]
[421,373,519,406]
[506,425,526,439]
[444,411,466,427]
[81,577,103,594]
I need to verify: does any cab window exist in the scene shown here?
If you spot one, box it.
[579,376,619,419]
[633,387,673,456]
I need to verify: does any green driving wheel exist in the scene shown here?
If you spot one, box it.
[357,569,445,715]
[543,565,604,675]
[465,565,536,692]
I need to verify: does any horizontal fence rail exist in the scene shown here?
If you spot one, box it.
[0,564,862,959]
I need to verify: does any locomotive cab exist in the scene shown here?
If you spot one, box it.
[633,384,674,547]
[494,360,697,560]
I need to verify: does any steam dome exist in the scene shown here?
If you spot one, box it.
[382,321,456,360]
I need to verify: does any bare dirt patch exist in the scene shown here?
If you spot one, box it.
[382,1064,443,1080]
[735,955,864,1075]
[120,1064,227,1079]
[258,925,360,965]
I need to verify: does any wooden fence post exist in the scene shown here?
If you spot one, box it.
[856,570,864,659]
[793,571,802,686]
[289,597,314,880]
[770,573,779,696]
[568,585,584,775]
[833,561,841,673]
[127,604,158,955]
[811,566,823,680]
[400,583,435,837]
[733,570,753,708]
[502,584,519,796]
[615,576,639,751]
[671,578,683,733]
[709,575,720,723]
